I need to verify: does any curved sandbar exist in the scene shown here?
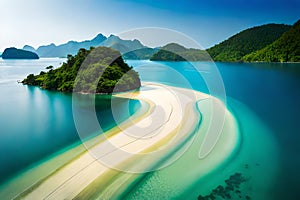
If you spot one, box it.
[2,83,238,200]
[122,97,240,199]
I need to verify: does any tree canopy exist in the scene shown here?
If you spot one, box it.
[242,20,300,62]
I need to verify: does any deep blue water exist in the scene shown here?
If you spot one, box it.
[0,59,300,199]
[127,60,300,199]
[217,63,300,200]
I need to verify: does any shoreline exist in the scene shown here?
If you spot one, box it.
[0,82,239,200]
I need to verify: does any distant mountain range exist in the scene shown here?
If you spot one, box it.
[23,33,106,57]
[21,34,155,59]
[2,19,299,62]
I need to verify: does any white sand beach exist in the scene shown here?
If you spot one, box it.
[2,83,238,200]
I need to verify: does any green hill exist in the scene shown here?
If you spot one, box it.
[207,24,291,62]
[150,43,211,61]
[243,20,300,62]
[123,48,159,60]
[22,47,141,93]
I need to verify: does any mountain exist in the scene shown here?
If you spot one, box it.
[34,34,106,57]
[99,35,157,59]
[22,45,36,53]
[26,34,155,59]
[22,47,141,93]
[207,24,291,62]
[243,20,300,62]
[101,35,146,52]
[36,43,57,57]
[1,48,39,59]
[150,43,211,61]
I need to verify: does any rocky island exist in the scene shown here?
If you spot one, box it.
[1,47,39,59]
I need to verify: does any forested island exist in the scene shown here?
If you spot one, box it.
[1,48,39,59]
[22,47,141,93]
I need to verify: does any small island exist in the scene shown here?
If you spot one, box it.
[22,46,141,94]
[1,47,39,59]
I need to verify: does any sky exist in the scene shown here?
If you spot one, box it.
[0,0,299,51]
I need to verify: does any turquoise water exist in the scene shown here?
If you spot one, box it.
[0,59,300,199]
[126,60,300,199]
[0,58,141,184]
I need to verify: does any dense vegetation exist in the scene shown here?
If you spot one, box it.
[243,20,300,62]
[1,48,39,59]
[150,43,211,61]
[207,24,291,62]
[22,47,141,93]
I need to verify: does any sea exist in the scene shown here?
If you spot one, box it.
[0,58,299,199]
